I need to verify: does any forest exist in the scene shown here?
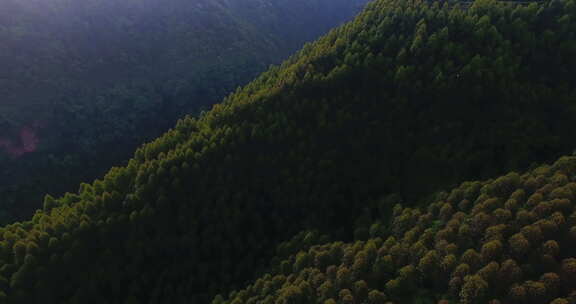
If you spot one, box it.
[0,0,367,224]
[1,0,576,303]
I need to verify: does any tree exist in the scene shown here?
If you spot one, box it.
[508,284,527,303]
[460,275,489,304]
[508,233,530,258]
[561,258,576,283]
[499,259,522,288]
[481,240,503,262]
[523,281,546,304]
[460,249,481,270]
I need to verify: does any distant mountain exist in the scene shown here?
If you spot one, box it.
[0,0,367,119]
[0,0,575,303]
[0,0,367,223]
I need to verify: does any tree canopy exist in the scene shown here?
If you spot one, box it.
[0,0,368,224]
[0,0,575,302]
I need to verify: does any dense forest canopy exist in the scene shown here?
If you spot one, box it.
[0,0,367,224]
[0,0,367,118]
[220,155,576,303]
[0,0,575,303]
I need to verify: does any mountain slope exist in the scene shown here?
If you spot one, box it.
[0,0,576,303]
[219,155,576,304]
[0,0,366,117]
[0,0,367,223]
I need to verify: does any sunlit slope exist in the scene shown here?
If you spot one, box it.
[219,155,576,304]
[0,0,576,303]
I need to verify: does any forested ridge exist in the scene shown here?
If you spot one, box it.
[0,0,576,303]
[220,156,576,303]
[0,0,367,224]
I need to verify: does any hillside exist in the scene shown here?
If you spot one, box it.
[0,0,367,223]
[0,0,575,302]
[219,155,576,304]
[0,0,366,119]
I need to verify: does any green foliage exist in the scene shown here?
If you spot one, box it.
[220,156,576,304]
[0,0,575,303]
[0,0,367,224]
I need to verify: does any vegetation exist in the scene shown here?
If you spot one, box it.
[219,155,576,303]
[0,0,575,302]
[0,0,367,224]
